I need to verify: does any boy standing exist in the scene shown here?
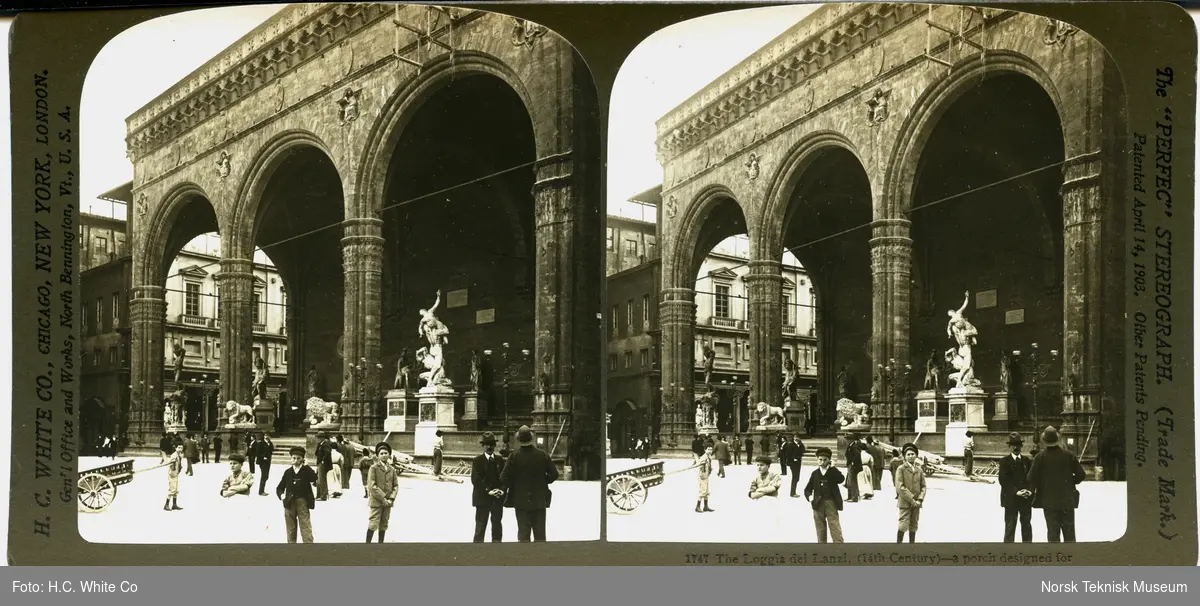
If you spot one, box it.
[695,444,715,513]
[220,454,254,498]
[895,443,927,543]
[433,430,445,476]
[164,443,184,511]
[275,446,318,543]
[803,447,845,543]
[367,442,399,543]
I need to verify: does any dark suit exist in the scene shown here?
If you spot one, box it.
[315,439,333,500]
[780,440,807,496]
[251,439,274,494]
[275,465,318,543]
[471,452,506,542]
[998,453,1033,543]
[1027,445,1086,543]
[213,437,223,463]
[868,444,886,491]
[501,445,559,542]
[804,465,845,543]
[337,441,354,490]
[844,442,863,501]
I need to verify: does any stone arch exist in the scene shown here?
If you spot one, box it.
[229,129,339,260]
[884,51,1068,219]
[665,184,750,290]
[355,51,539,220]
[137,181,220,286]
[755,131,868,260]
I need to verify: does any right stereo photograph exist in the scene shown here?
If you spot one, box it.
[604,3,1128,544]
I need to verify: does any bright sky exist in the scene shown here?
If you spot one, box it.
[80,4,286,214]
[607,4,819,212]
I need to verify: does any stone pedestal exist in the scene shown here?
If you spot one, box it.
[945,388,987,456]
[989,391,1013,431]
[414,386,455,455]
[696,423,718,436]
[384,389,413,433]
[164,423,187,435]
[462,391,480,429]
[914,390,942,434]
[253,396,277,431]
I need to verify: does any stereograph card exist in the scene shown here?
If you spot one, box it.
[4,0,1197,577]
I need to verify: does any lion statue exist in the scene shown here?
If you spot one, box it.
[754,401,787,427]
[305,397,341,426]
[834,397,871,429]
[224,400,254,425]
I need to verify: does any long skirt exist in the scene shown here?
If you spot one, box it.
[329,465,343,495]
[858,467,874,497]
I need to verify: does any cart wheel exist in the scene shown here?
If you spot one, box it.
[78,473,116,513]
[606,475,648,512]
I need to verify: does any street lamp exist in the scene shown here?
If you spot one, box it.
[878,358,912,444]
[347,357,384,442]
[484,343,530,451]
[1012,343,1058,447]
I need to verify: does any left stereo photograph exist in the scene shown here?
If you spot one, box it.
[72,3,602,544]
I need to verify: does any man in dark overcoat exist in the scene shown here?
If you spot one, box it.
[500,425,559,542]
[997,432,1034,543]
[1027,426,1086,543]
[471,432,506,542]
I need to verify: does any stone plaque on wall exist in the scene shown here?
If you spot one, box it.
[476,308,496,324]
[976,289,997,309]
[447,289,469,309]
[1005,309,1025,325]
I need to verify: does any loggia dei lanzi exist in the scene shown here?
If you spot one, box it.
[1041,580,1188,593]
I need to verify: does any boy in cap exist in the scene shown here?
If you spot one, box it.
[472,432,506,542]
[220,453,254,498]
[367,442,398,543]
[695,444,715,513]
[275,446,318,543]
[804,447,845,543]
[433,430,445,476]
[894,443,926,543]
[164,442,185,511]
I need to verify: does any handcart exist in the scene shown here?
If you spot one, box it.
[606,459,701,513]
[78,458,173,513]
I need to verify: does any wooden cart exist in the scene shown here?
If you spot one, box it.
[77,459,136,513]
[606,460,702,513]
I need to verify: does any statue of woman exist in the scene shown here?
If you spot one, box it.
[999,351,1011,392]
[394,349,412,390]
[418,290,449,348]
[924,350,941,391]
[946,291,979,386]
[252,352,269,400]
[469,350,482,391]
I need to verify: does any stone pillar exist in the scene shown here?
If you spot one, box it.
[216,258,255,406]
[128,285,167,444]
[341,216,384,435]
[1058,151,1103,456]
[744,260,783,409]
[659,290,696,450]
[869,218,913,437]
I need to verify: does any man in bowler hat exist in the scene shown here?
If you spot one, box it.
[471,431,507,542]
[998,432,1034,542]
[501,425,559,542]
[1027,426,1086,542]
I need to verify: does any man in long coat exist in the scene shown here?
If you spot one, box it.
[500,425,559,542]
[471,432,506,542]
[1027,426,1086,543]
[998,432,1034,543]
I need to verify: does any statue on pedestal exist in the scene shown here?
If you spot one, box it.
[782,359,799,401]
[224,400,254,425]
[416,291,451,388]
[252,352,269,400]
[999,352,1011,392]
[393,349,412,391]
[923,349,941,391]
[754,402,787,428]
[836,366,849,399]
[304,397,340,427]
[945,291,980,389]
[702,346,716,390]
[172,343,186,385]
[834,397,870,430]
[469,350,482,392]
[306,365,320,397]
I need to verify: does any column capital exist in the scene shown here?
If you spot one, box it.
[130,285,166,301]
[533,150,573,191]
[342,216,383,234]
[215,257,256,282]
[661,287,696,302]
[1061,150,1103,187]
[870,218,912,239]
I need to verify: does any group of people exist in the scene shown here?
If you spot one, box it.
[689,425,1086,544]
[160,424,560,544]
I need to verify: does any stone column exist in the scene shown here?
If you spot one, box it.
[659,290,696,450]
[128,285,167,444]
[216,258,255,406]
[284,285,303,428]
[1058,151,1102,448]
[744,260,783,410]
[869,218,913,436]
[341,216,384,435]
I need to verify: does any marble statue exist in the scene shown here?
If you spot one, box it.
[702,346,716,389]
[834,398,870,430]
[782,359,799,401]
[695,389,717,431]
[755,402,787,427]
[252,352,270,400]
[393,349,412,390]
[416,291,451,388]
[836,366,849,399]
[224,400,254,425]
[694,405,706,431]
[306,365,320,397]
[172,343,186,385]
[945,291,980,388]
[418,290,450,348]
[305,397,341,427]
[416,346,450,388]
[870,368,881,402]
[162,403,173,427]
[999,352,1011,392]
[469,350,482,392]
[923,349,941,391]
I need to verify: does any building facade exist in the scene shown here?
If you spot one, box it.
[655,4,1126,477]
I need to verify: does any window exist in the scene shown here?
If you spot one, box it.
[625,239,637,257]
[640,349,649,367]
[606,228,614,251]
[642,294,651,330]
[109,347,117,365]
[95,298,103,327]
[743,342,751,361]
[714,342,733,358]
[185,282,201,317]
[112,293,120,323]
[626,299,634,332]
[611,305,619,338]
[608,354,617,371]
[624,351,633,368]
[184,340,201,357]
[82,301,88,333]
[252,290,263,325]
[646,237,657,259]
[95,236,107,255]
[92,349,100,366]
[714,284,730,319]
[782,293,793,327]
